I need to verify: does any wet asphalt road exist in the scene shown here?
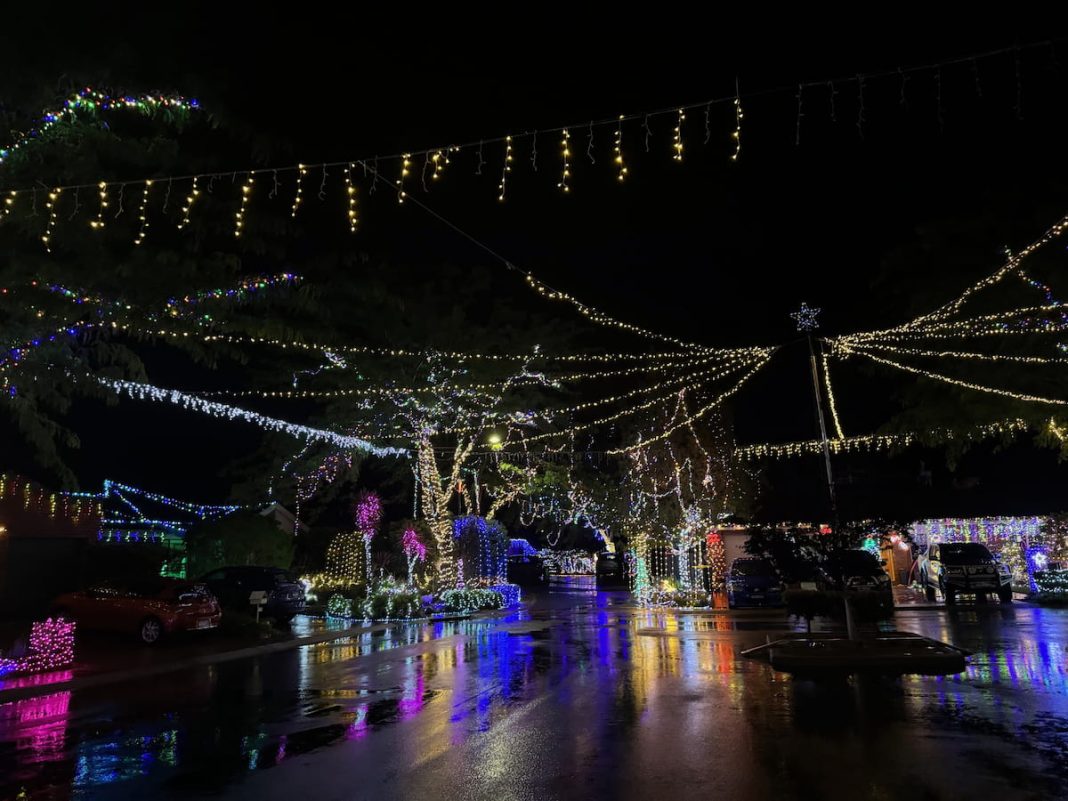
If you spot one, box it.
[2,592,1067,801]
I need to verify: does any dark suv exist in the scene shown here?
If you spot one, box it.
[200,566,307,622]
[916,542,1013,604]
[825,549,894,615]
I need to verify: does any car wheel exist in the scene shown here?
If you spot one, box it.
[998,585,1013,603]
[139,617,163,645]
[945,588,957,606]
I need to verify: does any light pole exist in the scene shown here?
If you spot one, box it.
[791,303,838,520]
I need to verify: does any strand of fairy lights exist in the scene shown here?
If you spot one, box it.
[133,180,152,245]
[177,175,199,229]
[4,318,705,368]
[195,350,732,399]
[614,116,627,181]
[497,136,513,202]
[558,129,571,193]
[12,42,1049,199]
[344,163,358,232]
[96,376,407,456]
[845,345,1068,406]
[290,164,307,217]
[441,352,769,435]
[735,418,1030,461]
[503,355,770,446]
[672,109,685,161]
[821,350,846,439]
[853,341,1068,365]
[41,188,62,252]
[605,355,773,454]
[234,172,254,237]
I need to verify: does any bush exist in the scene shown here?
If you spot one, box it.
[438,588,505,612]
[362,588,424,620]
[327,593,355,618]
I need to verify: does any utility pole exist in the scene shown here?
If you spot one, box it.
[791,303,838,520]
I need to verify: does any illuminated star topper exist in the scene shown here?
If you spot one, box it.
[791,302,821,332]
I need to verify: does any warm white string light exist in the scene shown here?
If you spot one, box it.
[821,350,846,439]
[558,129,571,193]
[605,356,773,454]
[89,182,108,230]
[344,163,358,233]
[672,108,685,161]
[133,180,153,246]
[497,136,513,202]
[848,346,1068,406]
[856,341,1068,365]
[397,154,411,203]
[730,82,743,161]
[234,172,254,237]
[176,176,199,230]
[614,115,627,181]
[41,188,61,252]
[442,352,767,434]
[736,418,1029,461]
[508,354,770,446]
[291,164,307,217]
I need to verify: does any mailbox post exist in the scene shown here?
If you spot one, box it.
[248,590,269,623]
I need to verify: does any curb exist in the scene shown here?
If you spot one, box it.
[0,621,394,705]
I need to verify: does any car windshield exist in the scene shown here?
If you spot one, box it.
[732,559,775,577]
[940,543,994,565]
[272,570,298,585]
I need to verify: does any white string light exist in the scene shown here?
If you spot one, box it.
[821,350,846,439]
[672,108,685,161]
[397,154,411,203]
[605,356,773,454]
[133,180,152,246]
[177,176,198,230]
[344,163,358,233]
[736,418,1029,461]
[41,188,61,252]
[614,115,627,181]
[89,182,108,230]
[731,81,743,161]
[234,172,254,237]
[848,346,1068,406]
[291,164,307,217]
[558,129,571,193]
[497,136,513,202]
[98,377,407,457]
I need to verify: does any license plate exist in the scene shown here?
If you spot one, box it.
[197,618,213,630]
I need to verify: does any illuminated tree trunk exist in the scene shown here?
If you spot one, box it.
[416,436,475,590]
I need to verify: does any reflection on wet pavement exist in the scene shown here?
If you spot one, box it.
[1,597,1066,800]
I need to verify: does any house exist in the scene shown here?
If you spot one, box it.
[0,475,101,614]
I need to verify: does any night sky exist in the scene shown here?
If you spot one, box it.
[3,13,1067,520]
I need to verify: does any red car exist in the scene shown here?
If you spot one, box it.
[52,578,222,644]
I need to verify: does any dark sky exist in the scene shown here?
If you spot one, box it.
[3,11,1067,518]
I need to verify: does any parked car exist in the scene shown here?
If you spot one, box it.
[726,557,784,609]
[52,579,221,644]
[199,566,307,622]
[916,542,1013,604]
[506,554,548,587]
[826,549,894,615]
[595,551,627,587]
